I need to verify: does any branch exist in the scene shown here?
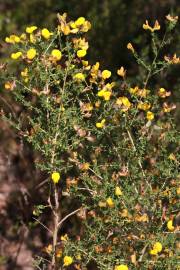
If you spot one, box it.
[58,208,81,228]
[138,244,148,262]
[33,217,53,235]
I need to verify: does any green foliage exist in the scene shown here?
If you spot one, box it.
[1,11,179,270]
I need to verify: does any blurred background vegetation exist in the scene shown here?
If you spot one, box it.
[0,1,179,269]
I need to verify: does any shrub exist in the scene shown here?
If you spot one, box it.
[1,13,179,270]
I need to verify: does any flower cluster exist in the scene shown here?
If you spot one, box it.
[58,13,91,35]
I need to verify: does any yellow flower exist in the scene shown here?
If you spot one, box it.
[146,111,154,121]
[143,20,160,32]
[4,82,11,90]
[116,97,127,106]
[90,62,100,83]
[106,82,116,89]
[168,153,176,161]
[149,249,158,255]
[130,86,149,98]
[70,21,77,29]
[76,254,81,260]
[95,101,101,108]
[21,68,28,77]
[24,78,29,83]
[70,27,79,34]
[30,34,36,43]
[117,66,126,77]
[166,14,178,22]
[63,256,73,266]
[115,186,122,196]
[4,81,15,91]
[97,89,111,101]
[106,197,114,208]
[41,28,53,39]
[72,37,89,50]
[75,17,86,26]
[27,48,37,60]
[74,73,85,81]
[167,220,175,231]
[139,88,150,98]
[82,60,91,70]
[121,97,131,107]
[152,20,161,31]
[153,242,162,253]
[82,60,88,66]
[120,209,129,218]
[51,49,62,61]
[177,187,180,195]
[164,53,180,64]
[51,172,61,184]
[45,244,52,254]
[96,119,106,128]
[81,102,93,112]
[81,21,91,32]
[158,88,171,98]
[14,35,20,43]
[137,102,151,111]
[102,91,111,101]
[11,52,22,60]
[114,265,128,270]
[20,33,27,42]
[129,86,139,94]
[26,26,37,34]
[70,17,89,34]
[135,213,149,222]
[21,68,29,82]
[60,234,68,241]
[127,42,135,53]
[116,97,131,111]
[79,162,90,171]
[102,70,111,79]
[163,102,176,113]
[57,13,71,35]
[60,24,71,35]
[5,35,20,44]
[98,201,107,207]
[77,49,87,58]
[92,62,100,72]
[56,248,63,258]
[5,37,11,43]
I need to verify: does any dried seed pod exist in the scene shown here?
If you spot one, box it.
[86,135,96,142]
[77,128,86,137]
[76,207,87,220]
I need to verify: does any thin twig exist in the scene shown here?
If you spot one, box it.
[44,36,57,55]
[138,244,148,262]
[143,30,168,88]
[35,178,49,189]
[15,79,32,92]
[127,129,145,176]
[57,208,81,228]
[47,196,56,216]
[89,167,103,180]
[77,187,96,196]
[33,217,53,235]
